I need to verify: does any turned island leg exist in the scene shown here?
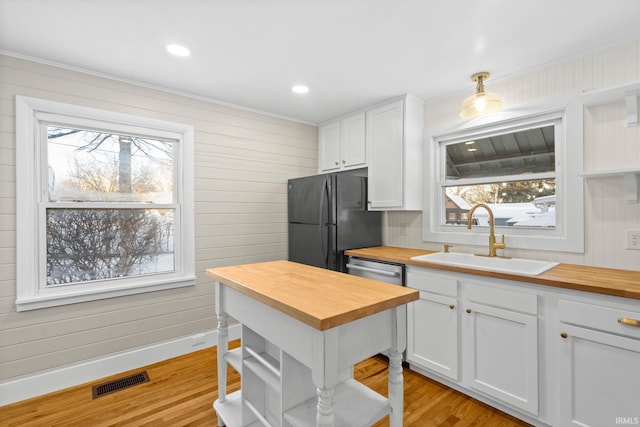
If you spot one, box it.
[388,305,407,427]
[214,282,228,427]
[388,349,404,427]
[316,387,336,427]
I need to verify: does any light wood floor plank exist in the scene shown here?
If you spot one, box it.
[1,340,529,426]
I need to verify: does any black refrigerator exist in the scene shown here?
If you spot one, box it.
[288,173,382,272]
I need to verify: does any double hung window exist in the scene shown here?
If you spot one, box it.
[425,107,584,253]
[16,97,195,311]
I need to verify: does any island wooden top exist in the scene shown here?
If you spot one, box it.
[206,260,419,331]
[345,246,640,300]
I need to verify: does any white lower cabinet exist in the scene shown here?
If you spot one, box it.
[407,265,640,426]
[462,282,539,416]
[406,266,540,423]
[557,299,640,427]
[406,268,459,381]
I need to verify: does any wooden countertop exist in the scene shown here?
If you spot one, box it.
[206,260,419,331]
[345,246,640,301]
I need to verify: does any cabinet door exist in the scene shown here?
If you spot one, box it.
[366,100,403,209]
[463,302,539,415]
[319,120,341,172]
[407,291,458,380]
[340,112,366,169]
[558,324,640,427]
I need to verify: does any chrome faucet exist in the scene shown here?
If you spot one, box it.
[467,203,506,257]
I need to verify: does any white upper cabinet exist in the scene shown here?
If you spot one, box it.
[318,112,366,173]
[318,120,341,172]
[366,95,424,211]
[318,95,424,211]
[340,112,366,169]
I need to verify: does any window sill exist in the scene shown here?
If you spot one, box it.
[15,276,196,312]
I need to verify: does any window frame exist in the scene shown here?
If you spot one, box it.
[16,96,195,311]
[423,100,584,253]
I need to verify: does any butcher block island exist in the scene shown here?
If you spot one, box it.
[206,260,419,427]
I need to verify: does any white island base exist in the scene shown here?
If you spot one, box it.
[208,261,416,427]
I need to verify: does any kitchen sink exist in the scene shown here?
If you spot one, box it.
[410,252,559,276]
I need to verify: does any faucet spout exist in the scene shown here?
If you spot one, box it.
[467,203,505,257]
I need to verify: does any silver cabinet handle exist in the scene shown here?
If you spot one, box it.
[346,264,400,277]
[618,317,640,328]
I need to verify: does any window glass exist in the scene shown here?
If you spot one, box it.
[47,126,174,203]
[46,208,175,286]
[441,124,557,229]
[445,125,555,179]
[444,180,555,227]
[44,125,177,287]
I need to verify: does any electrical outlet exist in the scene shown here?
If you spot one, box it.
[626,229,640,250]
[192,333,206,347]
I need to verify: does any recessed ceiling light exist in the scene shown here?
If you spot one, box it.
[166,43,191,57]
[292,85,309,94]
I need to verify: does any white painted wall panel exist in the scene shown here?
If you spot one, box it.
[386,39,640,271]
[0,54,317,382]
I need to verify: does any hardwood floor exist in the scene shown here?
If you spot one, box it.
[1,340,530,426]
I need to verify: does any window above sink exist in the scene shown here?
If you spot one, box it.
[443,121,557,229]
[423,101,585,254]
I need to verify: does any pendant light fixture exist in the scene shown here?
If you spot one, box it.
[459,72,502,119]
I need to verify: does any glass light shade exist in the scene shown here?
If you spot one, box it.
[459,91,502,119]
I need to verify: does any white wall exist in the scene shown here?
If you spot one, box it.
[385,39,640,271]
[0,55,318,385]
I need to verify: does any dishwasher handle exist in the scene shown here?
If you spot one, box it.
[346,263,401,277]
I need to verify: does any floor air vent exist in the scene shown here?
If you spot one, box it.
[92,371,150,399]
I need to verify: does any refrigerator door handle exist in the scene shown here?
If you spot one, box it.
[319,176,329,267]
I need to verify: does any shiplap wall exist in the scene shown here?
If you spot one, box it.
[0,55,317,382]
[385,39,640,271]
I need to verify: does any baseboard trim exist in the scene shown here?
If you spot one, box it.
[0,324,241,406]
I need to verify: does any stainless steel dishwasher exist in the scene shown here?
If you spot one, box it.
[346,256,405,286]
[346,256,406,360]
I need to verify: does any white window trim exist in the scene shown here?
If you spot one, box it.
[15,96,196,311]
[422,96,584,253]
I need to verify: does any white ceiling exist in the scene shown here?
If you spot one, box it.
[2,0,640,124]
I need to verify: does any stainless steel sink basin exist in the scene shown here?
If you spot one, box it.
[410,252,559,276]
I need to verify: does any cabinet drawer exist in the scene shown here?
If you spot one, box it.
[407,268,458,297]
[559,299,640,340]
[463,282,538,315]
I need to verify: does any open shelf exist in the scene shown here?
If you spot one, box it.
[245,397,275,427]
[225,347,242,373]
[214,391,263,427]
[244,346,281,392]
[582,82,640,126]
[581,169,640,203]
[282,379,391,427]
